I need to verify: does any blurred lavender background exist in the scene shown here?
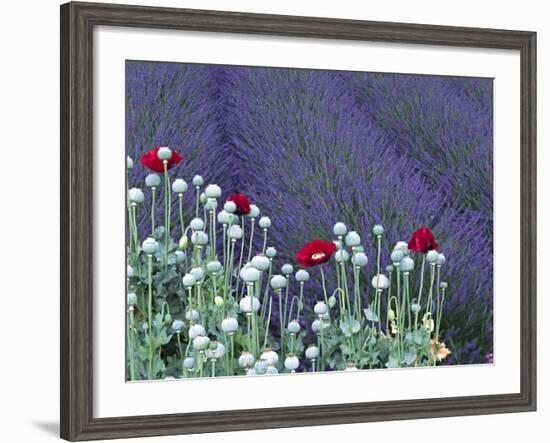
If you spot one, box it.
[126,60,493,365]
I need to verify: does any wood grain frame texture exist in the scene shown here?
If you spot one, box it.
[60,1,537,441]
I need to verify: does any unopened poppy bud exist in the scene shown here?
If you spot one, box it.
[214,296,224,307]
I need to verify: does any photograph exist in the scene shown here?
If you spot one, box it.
[125,60,494,380]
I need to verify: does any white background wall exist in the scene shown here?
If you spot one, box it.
[0,1,546,442]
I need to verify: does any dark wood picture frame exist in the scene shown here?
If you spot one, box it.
[60,1,537,441]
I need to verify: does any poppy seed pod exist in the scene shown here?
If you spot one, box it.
[394,241,410,256]
[127,292,137,306]
[248,205,260,218]
[411,303,421,313]
[188,324,205,339]
[400,256,414,272]
[239,295,261,313]
[205,199,217,212]
[287,320,301,334]
[128,188,145,204]
[183,357,195,370]
[190,218,205,231]
[175,250,185,263]
[229,225,243,240]
[221,317,239,334]
[345,231,361,247]
[193,335,210,351]
[426,250,439,263]
[254,359,268,375]
[270,275,287,290]
[266,366,279,374]
[205,184,222,199]
[311,319,322,333]
[259,216,271,229]
[372,225,385,236]
[266,247,277,258]
[172,178,188,194]
[190,267,205,281]
[223,201,236,213]
[333,222,347,236]
[251,255,270,271]
[238,351,255,368]
[284,354,300,371]
[205,342,225,360]
[182,273,197,287]
[371,274,390,289]
[295,269,310,282]
[240,266,261,283]
[344,364,358,372]
[282,264,294,275]
[145,173,161,188]
[305,345,320,360]
[207,260,222,273]
[127,156,134,169]
[192,175,204,187]
[141,237,159,255]
[314,301,328,316]
[246,368,257,376]
[191,231,209,246]
[157,147,172,161]
[335,250,350,263]
[217,210,231,225]
[391,249,404,264]
[260,348,279,366]
[185,309,199,321]
[437,253,446,266]
[386,265,394,273]
[171,319,185,332]
[440,282,448,290]
[127,265,135,278]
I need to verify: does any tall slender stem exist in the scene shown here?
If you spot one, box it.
[178,193,184,236]
[414,255,426,328]
[147,254,153,378]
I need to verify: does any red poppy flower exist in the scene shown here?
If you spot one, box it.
[140,147,183,173]
[407,227,439,254]
[227,194,251,215]
[295,240,337,267]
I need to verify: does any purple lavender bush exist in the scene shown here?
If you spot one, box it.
[126,61,493,376]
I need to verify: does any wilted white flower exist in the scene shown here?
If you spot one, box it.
[172,178,188,194]
[182,273,197,287]
[223,201,236,213]
[239,295,261,313]
[371,274,390,289]
[333,222,347,236]
[260,348,279,366]
[270,275,286,290]
[217,210,232,224]
[287,320,301,334]
[314,301,328,316]
[284,354,300,371]
[238,351,255,368]
[171,319,185,332]
[221,317,239,334]
[193,335,210,351]
[400,256,414,272]
[251,255,270,271]
[141,237,159,255]
[422,314,435,332]
[207,260,222,273]
[127,156,133,169]
[157,147,172,161]
[372,225,384,236]
[188,324,205,339]
[248,205,260,218]
[305,345,319,360]
[128,188,145,204]
[266,247,277,258]
[240,266,261,283]
[345,231,361,247]
[127,292,137,306]
[281,264,294,275]
[192,175,204,187]
[334,250,350,263]
[426,250,439,263]
[229,225,243,240]
[259,216,271,229]
[205,184,222,198]
[190,218,205,231]
[352,252,368,267]
[185,309,199,322]
[295,269,310,282]
[191,231,209,246]
[145,173,161,188]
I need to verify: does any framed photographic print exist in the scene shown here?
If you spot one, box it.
[60,1,536,441]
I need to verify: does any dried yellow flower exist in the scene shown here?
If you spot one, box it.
[430,339,451,362]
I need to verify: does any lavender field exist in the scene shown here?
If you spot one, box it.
[126,60,493,378]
